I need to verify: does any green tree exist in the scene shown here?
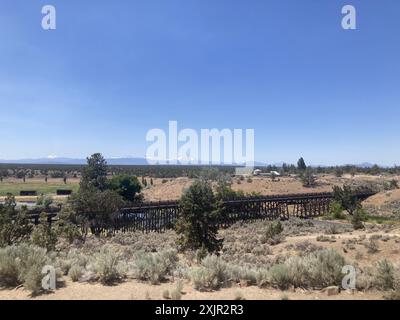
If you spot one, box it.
[31,213,58,251]
[108,174,142,202]
[297,157,307,171]
[0,194,32,246]
[54,205,83,244]
[369,164,381,175]
[351,207,367,230]
[215,178,237,200]
[80,153,108,191]
[175,180,222,253]
[69,188,124,237]
[332,185,361,215]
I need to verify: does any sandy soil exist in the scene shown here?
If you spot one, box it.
[142,176,333,202]
[0,280,383,300]
[363,189,400,216]
[142,174,400,202]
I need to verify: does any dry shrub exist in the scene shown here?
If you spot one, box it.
[358,261,400,292]
[55,249,89,276]
[292,241,322,256]
[162,289,170,299]
[316,235,336,243]
[261,221,284,245]
[190,256,269,290]
[374,259,396,290]
[356,268,375,291]
[234,290,245,300]
[364,239,379,254]
[111,231,177,252]
[228,265,259,286]
[269,249,346,290]
[133,249,178,284]
[68,265,84,282]
[268,264,293,290]
[384,290,400,300]
[189,255,229,291]
[91,245,125,285]
[0,244,49,294]
[170,288,182,300]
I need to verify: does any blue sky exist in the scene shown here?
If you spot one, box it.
[0,0,399,165]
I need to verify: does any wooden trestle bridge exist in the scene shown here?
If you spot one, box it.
[111,191,375,233]
[29,191,375,233]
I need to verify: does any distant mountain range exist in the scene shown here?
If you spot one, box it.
[0,157,149,165]
[0,157,380,168]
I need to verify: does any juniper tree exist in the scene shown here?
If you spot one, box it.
[351,207,367,230]
[332,185,361,215]
[69,188,124,237]
[0,194,32,246]
[54,205,83,243]
[107,174,142,202]
[176,180,222,253]
[297,157,307,172]
[31,212,58,251]
[80,153,108,191]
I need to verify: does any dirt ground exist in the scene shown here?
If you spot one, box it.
[0,280,383,300]
[142,174,400,203]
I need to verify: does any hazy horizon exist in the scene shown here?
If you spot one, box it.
[0,154,394,167]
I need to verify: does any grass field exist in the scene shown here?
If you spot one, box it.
[0,179,80,196]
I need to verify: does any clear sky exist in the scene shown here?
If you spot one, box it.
[0,0,399,165]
